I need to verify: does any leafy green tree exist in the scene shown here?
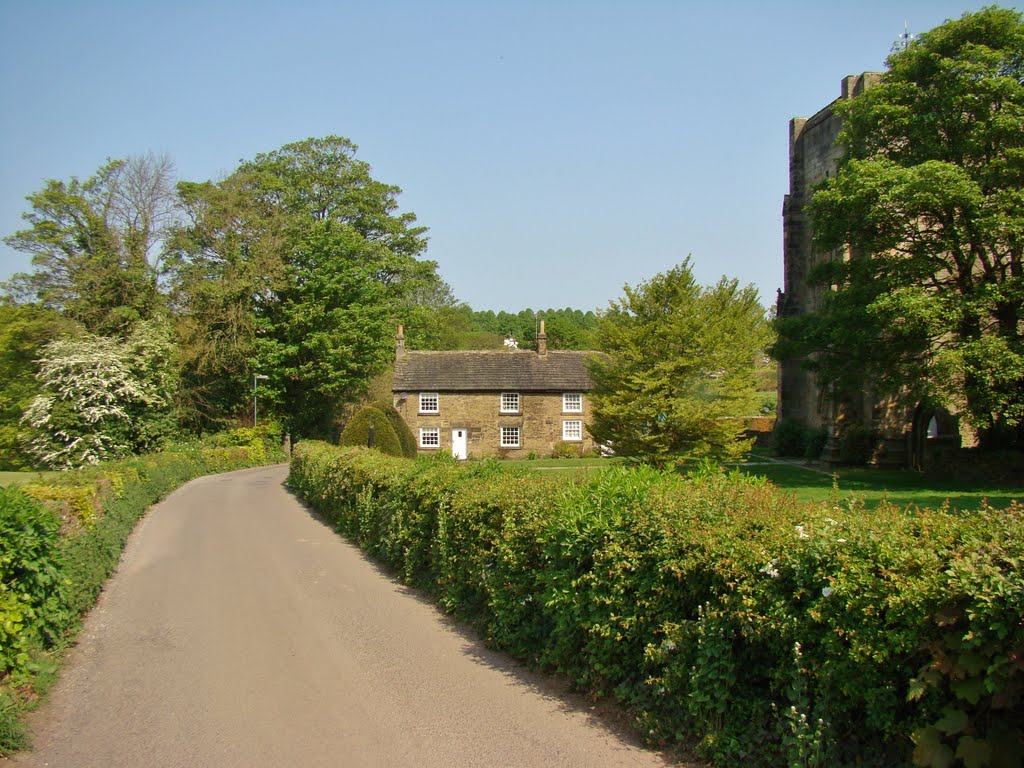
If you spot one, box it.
[166,176,288,431]
[776,7,1024,448]
[588,259,771,466]
[21,321,178,469]
[3,155,176,336]
[168,136,443,437]
[255,222,436,437]
[0,305,70,469]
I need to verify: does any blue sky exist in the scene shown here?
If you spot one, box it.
[0,1,1004,313]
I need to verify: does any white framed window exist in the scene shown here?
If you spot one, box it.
[419,392,439,414]
[419,427,440,448]
[563,393,582,413]
[500,392,520,413]
[500,426,520,448]
[562,420,583,441]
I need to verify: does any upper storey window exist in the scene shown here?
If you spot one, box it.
[419,392,439,414]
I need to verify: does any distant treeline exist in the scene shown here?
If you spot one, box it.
[429,306,599,351]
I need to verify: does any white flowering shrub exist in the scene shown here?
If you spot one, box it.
[20,322,178,469]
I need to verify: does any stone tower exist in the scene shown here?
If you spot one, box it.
[778,73,881,430]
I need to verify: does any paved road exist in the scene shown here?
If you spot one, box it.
[12,465,679,768]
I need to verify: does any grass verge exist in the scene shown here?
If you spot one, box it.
[736,459,1021,511]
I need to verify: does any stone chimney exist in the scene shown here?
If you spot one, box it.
[395,323,406,356]
[537,319,547,356]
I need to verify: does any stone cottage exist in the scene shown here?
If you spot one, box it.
[391,322,597,458]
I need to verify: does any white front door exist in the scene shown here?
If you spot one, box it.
[451,428,468,460]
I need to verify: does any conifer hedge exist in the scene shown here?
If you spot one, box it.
[289,441,1023,768]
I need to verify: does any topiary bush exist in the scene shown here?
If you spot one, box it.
[372,401,417,458]
[289,441,1024,768]
[339,406,403,457]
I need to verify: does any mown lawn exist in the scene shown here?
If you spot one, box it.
[736,460,1022,512]
[503,454,1021,512]
[0,470,59,487]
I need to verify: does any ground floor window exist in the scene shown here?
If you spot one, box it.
[562,420,583,441]
[500,426,520,448]
[420,427,440,448]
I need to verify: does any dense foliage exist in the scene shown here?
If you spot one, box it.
[775,7,1024,450]
[0,305,69,470]
[290,442,1023,768]
[338,405,404,457]
[0,487,63,680]
[588,259,772,466]
[372,401,418,458]
[20,321,178,469]
[0,428,286,753]
[455,306,599,350]
[167,136,444,437]
[2,155,174,337]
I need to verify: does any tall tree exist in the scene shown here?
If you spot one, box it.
[0,304,70,469]
[168,137,441,437]
[775,7,1024,448]
[3,154,177,336]
[588,259,771,466]
[166,176,288,431]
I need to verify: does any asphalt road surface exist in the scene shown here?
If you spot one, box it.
[11,465,680,768]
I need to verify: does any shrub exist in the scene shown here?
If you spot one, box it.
[339,406,403,457]
[550,440,583,459]
[803,426,829,461]
[289,441,1024,768]
[772,418,807,457]
[372,401,417,458]
[837,423,875,466]
[0,488,64,679]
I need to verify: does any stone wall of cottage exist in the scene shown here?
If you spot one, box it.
[393,390,595,459]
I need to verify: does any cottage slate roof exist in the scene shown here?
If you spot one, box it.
[392,350,595,392]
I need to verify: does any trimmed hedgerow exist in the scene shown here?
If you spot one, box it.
[0,428,286,755]
[289,441,1024,768]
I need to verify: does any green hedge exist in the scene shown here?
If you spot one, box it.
[0,428,286,754]
[289,441,1024,768]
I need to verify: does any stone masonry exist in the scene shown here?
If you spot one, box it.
[391,323,597,459]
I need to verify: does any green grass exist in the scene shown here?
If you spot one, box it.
[502,456,622,470]
[737,460,1021,512]
[0,471,59,487]
[495,452,1020,512]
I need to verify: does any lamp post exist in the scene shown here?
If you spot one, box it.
[253,374,269,426]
